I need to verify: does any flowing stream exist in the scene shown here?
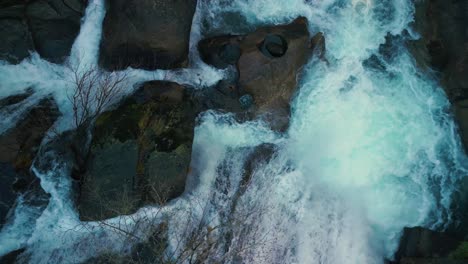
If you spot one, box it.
[0,0,467,263]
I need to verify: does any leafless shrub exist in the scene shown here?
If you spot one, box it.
[75,177,277,264]
[68,64,127,129]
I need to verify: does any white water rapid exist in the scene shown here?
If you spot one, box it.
[0,0,467,263]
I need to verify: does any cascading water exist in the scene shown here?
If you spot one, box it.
[0,0,467,263]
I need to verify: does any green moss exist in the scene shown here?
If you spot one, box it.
[93,99,149,144]
[450,242,468,259]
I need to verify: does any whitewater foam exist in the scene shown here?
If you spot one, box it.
[0,0,467,263]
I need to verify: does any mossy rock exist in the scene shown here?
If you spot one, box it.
[450,242,468,259]
[79,81,200,220]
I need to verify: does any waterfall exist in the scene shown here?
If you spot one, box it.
[0,0,467,263]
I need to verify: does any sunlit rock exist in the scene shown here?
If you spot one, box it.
[199,17,326,131]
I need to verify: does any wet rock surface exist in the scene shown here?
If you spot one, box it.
[79,18,324,221]
[0,0,86,63]
[393,227,468,264]
[199,17,325,131]
[410,0,468,151]
[99,0,197,70]
[406,3,468,259]
[0,95,59,225]
[78,81,202,220]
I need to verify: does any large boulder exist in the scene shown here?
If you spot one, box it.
[0,0,85,63]
[0,3,34,63]
[0,18,35,63]
[26,0,85,62]
[99,0,197,70]
[394,227,468,264]
[395,227,462,260]
[78,81,202,220]
[199,17,325,131]
[0,94,60,225]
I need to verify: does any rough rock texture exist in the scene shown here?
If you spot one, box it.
[199,17,325,131]
[78,81,202,220]
[409,0,468,243]
[0,0,85,63]
[0,18,34,63]
[410,0,468,150]
[393,227,468,264]
[395,227,462,260]
[0,94,59,225]
[99,0,197,70]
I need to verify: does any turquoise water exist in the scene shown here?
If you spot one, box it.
[0,0,467,263]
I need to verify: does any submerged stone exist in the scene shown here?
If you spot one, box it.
[259,34,288,58]
[239,94,254,109]
[219,43,241,65]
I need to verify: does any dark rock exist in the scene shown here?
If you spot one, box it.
[259,34,288,58]
[0,0,85,64]
[0,89,32,108]
[199,17,325,131]
[409,0,468,151]
[0,248,25,264]
[99,0,197,70]
[199,35,242,69]
[78,81,201,220]
[0,162,17,225]
[25,0,84,62]
[239,94,253,109]
[0,96,59,225]
[0,18,34,63]
[399,258,468,264]
[395,227,462,260]
[219,43,241,65]
[241,143,277,186]
[456,99,468,159]
[198,79,244,113]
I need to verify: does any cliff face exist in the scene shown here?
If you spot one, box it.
[409,0,468,150]
[394,1,468,263]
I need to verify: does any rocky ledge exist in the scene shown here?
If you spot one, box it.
[0,0,86,63]
[409,0,468,151]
